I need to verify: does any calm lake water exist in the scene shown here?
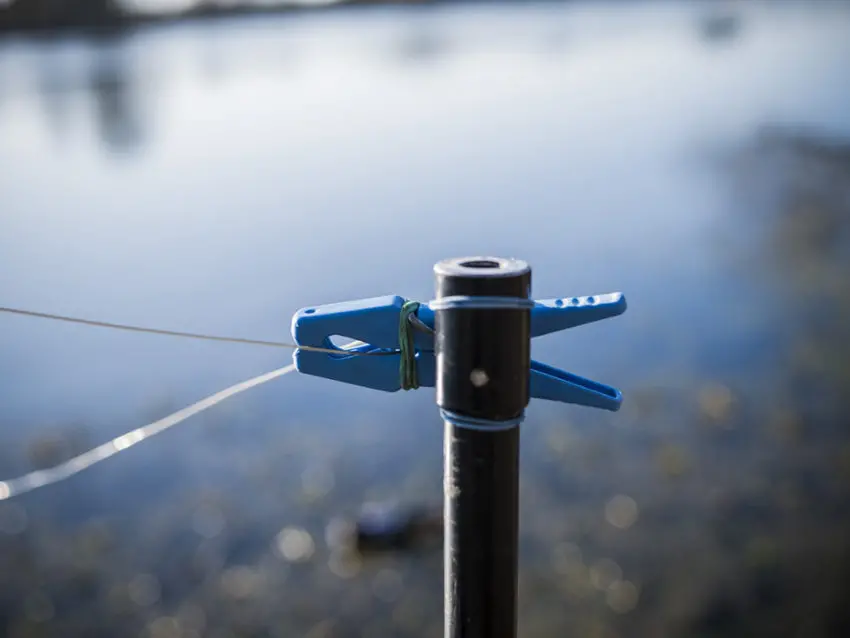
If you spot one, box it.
[1,2,849,637]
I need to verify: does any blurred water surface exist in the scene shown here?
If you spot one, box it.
[1,2,850,637]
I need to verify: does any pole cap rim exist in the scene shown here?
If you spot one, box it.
[433,257,530,279]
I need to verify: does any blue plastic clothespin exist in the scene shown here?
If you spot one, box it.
[290,293,626,411]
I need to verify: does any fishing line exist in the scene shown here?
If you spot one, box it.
[0,365,296,500]
[0,306,391,356]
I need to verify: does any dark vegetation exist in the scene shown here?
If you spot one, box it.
[0,0,428,35]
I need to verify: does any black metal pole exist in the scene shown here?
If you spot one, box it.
[434,257,532,638]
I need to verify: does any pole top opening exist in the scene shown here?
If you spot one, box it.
[434,257,530,279]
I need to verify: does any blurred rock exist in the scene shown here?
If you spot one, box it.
[128,573,160,607]
[274,527,315,563]
[325,502,442,555]
[654,443,691,479]
[607,580,640,614]
[590,558,623,592]
[605,495,639,530]
[698,383,735,426]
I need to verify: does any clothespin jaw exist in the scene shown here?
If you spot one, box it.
[291,292,626,410]
[291,296,435,392]
[530,293,626,337]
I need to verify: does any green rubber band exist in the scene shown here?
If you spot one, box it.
[399,300,421,390]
